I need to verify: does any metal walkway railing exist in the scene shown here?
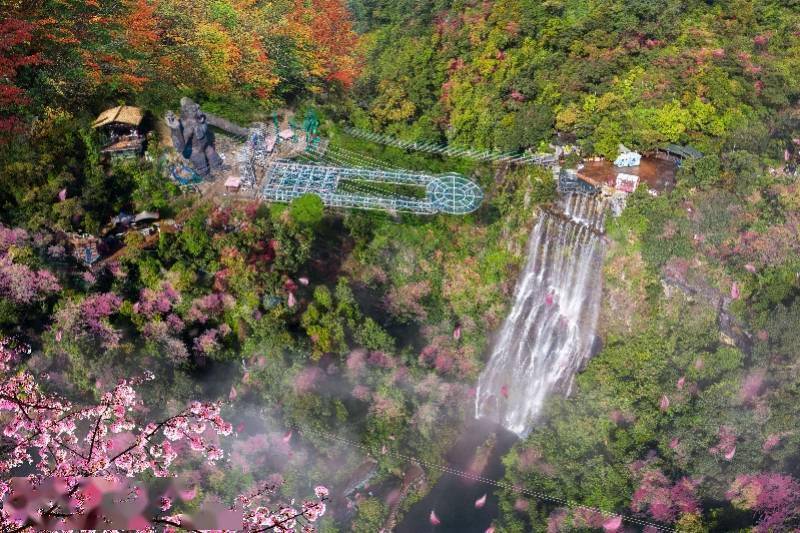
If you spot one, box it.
[261,162,483,215]
[343,127,557,166]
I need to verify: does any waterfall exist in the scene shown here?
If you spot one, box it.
[475,194,607,437]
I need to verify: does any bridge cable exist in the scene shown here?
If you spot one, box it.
[286,422,674,532]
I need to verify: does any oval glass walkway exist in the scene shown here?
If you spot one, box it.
[261,162,483,215]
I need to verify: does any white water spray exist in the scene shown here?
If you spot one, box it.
[475,194,607,437]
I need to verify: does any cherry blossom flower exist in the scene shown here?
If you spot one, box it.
[762,434,784,452]
[739,369,766,404]
[52,293,123,349]
[187,293,235,323]
[603,515,622,532]
[709,426,737,461]
[134,283,181,319]
[160,496,172,511]
[293,367,322,394]
[193,328,224,355]
[0,338,327,532]
[352,384,370,401]
[659,395,670,411]
[0,225,28,251]
[475,493,487,509]
[731,282,740,300]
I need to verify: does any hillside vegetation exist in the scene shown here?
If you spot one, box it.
[1,0,800,531]
[349,0,800,158]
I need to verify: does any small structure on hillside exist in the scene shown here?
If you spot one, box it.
[111,212,135,227]
[558,167,599,195]
[576,154,677,197]
[614,144,641,167]
[278,128,295,142]
[104,211,160,237]
[224,176,242,193]
[550,142,580,160]
[262,163,484,215]
[68,234,101,266]
[615,172,640,194]
[342,459,379,500]
[656,144,703,166]
[133,211,160,226]
[93,105,145,158]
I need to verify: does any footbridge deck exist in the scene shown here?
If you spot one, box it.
[261,162,484,215]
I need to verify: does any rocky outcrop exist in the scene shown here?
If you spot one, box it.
[661,273,753,354]
[381,463,425,532]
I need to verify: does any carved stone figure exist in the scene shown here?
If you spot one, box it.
[165,97,223,176]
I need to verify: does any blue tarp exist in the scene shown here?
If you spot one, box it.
[171,164,203,185]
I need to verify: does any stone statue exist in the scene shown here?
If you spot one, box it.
[165,97,223,176]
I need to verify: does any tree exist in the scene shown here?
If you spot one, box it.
[529,173,557,205]
[678,155,721,190]
[0,17,41,136]
[301,285,348,358]
[0,225,59,314]
[0,336,328,532]
[287,0,361,88]
[289,194,325,227]
[0,257,60,306]
[721,150,763,195]
[727,474,800,532]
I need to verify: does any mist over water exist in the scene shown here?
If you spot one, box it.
[476,194,607,436]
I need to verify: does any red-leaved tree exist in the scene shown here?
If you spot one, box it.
[0,17,41,135]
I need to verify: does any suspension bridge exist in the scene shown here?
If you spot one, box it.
[229,117,568,215]
[232,121,488,215]
[343,126,558,166]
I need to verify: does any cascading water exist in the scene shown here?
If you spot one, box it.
[475,194,607,437]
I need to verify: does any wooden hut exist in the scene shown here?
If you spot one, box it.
[92,106,145,158]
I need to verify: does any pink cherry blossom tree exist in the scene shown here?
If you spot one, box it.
[133,282,181,319]
[52,292,123,349]
[0,225,59,304]
[631,469,699,523]
[0,337,327,532]
[727,473,800,532]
